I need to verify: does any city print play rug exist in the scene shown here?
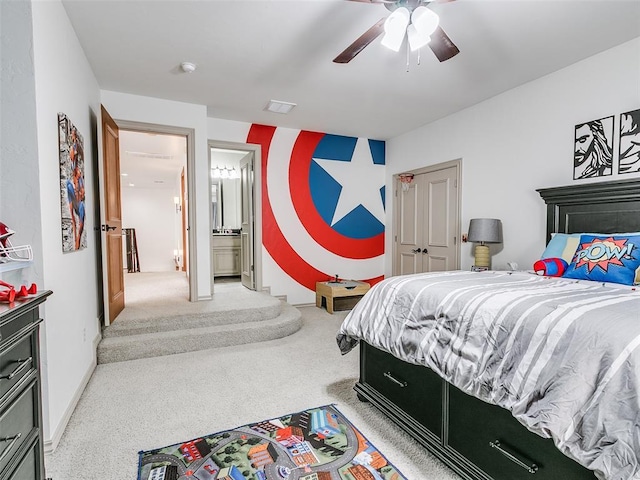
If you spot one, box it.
[137,404,408,480]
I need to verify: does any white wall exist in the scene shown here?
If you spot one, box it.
[0,0,44,288]
[100,91,211,298]
[386,37,640,275]
[122,187,177,272]
[30,0,102,451]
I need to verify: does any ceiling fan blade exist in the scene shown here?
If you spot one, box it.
[429,25,459,62]
[333,18,386,64]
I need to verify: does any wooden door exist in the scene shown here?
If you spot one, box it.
[424,166,458,272]
[100,106,124,324]
[397,178,423,275]
[240,152,255,289]
[395,163,459,275]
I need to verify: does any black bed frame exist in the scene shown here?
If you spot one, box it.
[355,178,640,480]
[538,177,640,240]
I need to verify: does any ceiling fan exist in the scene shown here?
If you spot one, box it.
[334,0,459,64]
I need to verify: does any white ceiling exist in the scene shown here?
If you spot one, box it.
[62,0,640,141]
[119,130,186,189]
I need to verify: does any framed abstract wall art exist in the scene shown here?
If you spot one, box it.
[58,113,87,252]
[573,115,614,180]
[619,108,640,174]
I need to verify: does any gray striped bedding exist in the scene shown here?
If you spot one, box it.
[336,271,640,480]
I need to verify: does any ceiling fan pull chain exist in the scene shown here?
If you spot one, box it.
[417,48,421,66]
[406,40,410,72]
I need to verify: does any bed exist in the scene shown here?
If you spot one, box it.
[336,178,640,480]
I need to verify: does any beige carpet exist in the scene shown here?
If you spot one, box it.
[99,272,299,363]
[45,305,462,480]
[116,272,280,323]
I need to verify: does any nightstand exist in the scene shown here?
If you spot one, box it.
[315,281,370,314]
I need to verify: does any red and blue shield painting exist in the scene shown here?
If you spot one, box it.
[248,125,385,291]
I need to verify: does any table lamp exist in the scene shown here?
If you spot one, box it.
[467,218,502,269]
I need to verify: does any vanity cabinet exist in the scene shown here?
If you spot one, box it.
[212,235,240,276]
[355,342,594,480]
[0,291,51,480]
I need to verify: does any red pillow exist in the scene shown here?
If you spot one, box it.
[533,257,568,277]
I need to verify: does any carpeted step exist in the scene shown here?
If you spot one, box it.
[102,296,282,338]
[97,302,302,364]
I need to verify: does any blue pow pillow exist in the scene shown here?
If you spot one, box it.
[563,235,640,285]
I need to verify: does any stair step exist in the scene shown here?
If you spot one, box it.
[103,300,282,338]
[97,302,302,364]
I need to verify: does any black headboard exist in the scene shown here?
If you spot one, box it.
[537,178,640,243]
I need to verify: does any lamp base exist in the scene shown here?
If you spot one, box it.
[474,244,490,269]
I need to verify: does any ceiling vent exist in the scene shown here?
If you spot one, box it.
[264,100,296,114]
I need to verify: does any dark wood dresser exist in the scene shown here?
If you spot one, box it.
[0,291,51,480]
[356,342,595,480]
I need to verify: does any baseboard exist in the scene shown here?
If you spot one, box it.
[93,329,102,351]
[293,302,315,308]
[260,285,287,302]
[44,330,100,454]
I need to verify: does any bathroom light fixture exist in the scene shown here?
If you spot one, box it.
[264,100,296,114]
[211,165,239,179]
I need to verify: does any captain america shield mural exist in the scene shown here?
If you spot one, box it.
[248,125,385,292]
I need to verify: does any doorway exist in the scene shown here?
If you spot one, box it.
[119,129,188,270]
[393,160,461,275]
[208,141,259,291]
[100,116,197,326]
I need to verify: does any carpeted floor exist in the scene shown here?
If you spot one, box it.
[116,272,279,324]
[44,305,462,480]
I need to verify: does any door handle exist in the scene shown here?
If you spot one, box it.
[422,248,429,254]
[412,248,421,253]
[101,224,117,232]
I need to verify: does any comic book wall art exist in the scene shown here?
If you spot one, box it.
[573,115,614,180]
[58,113,87,252]
[619,108,640,174]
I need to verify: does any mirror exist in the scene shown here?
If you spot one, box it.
[211,178,241,230]
[210,147,249,232]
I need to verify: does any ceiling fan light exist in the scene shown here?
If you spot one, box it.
[412,6,440,37]
[407,24,431,52]
[381,7,410,52]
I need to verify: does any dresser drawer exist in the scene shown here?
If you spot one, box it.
[447,386,595,480]
[361,343,442,437]
[0,380,37,475]
[0,332,36,404]
[6,438,39,480]
[0,309,36,346]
